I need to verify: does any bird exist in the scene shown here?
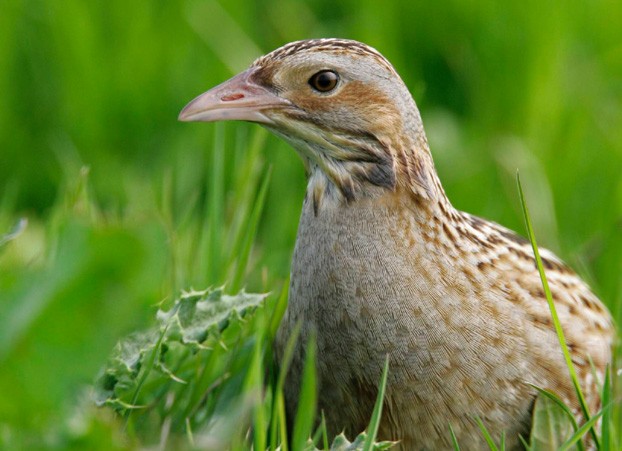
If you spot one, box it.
[179,39,615,450]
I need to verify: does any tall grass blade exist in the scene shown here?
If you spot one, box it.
[230,167,272,292]
[185,417,195,448]
[226,128,267,260]
[246,322,267,451]
[291,333,317,450]
[208,123,225,284]
[600,366,611,451]
[516,172,598,447]
[277,392,288,451]
[268,280,289,339]
[270,322,302,451]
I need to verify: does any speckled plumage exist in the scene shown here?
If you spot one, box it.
[180,39,615,450]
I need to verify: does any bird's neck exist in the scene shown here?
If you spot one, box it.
[303,118,450,216]
[389,91,447,202]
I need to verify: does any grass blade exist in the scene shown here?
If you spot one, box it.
[475,417,499,451]
[516,172,598,447]
[270,321,302,451]
[363,355,390,451]
[310,411,329,450]
[600,366,611,451]
[226,128,267,258]
[245,324,267,451]
[559,406,609,451]
[291,333,317,450]
[448,423,461,450]
[230,167,272,292]
[268,280,289,340]
[519,435,531,450]
[208,122,225,284]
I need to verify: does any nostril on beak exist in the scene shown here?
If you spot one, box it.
[221,93,245,102]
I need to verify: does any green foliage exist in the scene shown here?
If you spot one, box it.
[528,391,576,450]
[291,332,318,450]
[518,173,598,444]
[516,176,616,451]
[323,432,395,451]
[94,288,268,448]
[528,386,582,448]
[1,1,620,449]
[0,215,168,448]
[363,356,390,451]
[93,287,394,450]
[449,423,461,450]
[475,416,502,451]
[2,0,621,311]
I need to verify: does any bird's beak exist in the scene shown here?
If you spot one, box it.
[178,68,290,125]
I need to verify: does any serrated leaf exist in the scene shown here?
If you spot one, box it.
[93,330,158,405]
[323,432,396,451]
[156,288,267,344]
[95,288,267,410]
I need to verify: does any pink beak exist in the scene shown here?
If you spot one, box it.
[178,68,290,125]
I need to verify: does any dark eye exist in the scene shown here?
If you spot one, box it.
[309,70,339,92]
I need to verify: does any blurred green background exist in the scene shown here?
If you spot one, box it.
[1,0,621,447]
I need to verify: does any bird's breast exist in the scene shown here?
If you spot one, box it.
[275,193,543,449]
[281,194,482,376]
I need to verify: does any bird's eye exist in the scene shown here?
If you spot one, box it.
[309,70,339,93]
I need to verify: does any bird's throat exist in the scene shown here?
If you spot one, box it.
[302,138,444,215]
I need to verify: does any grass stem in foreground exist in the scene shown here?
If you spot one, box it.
[517,172,598,447]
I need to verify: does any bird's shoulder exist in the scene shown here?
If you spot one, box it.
[455,211,614,343]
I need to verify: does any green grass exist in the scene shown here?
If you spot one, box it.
[518,174,616,450]
[0,1,620,449]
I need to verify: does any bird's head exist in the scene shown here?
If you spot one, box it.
[180,39,440,210]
